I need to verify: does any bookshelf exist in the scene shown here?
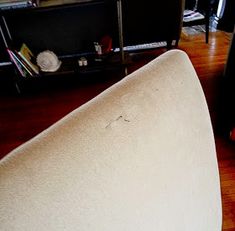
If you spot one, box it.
[0,0,125,92]
[0,0,183,93]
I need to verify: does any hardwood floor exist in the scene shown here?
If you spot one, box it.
[0,29,235,229]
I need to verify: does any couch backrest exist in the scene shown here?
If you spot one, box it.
[0,50,222,231]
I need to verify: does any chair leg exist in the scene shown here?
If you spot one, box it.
[205,0,210,43]
[206,25,209,43]
[205,12,210,43]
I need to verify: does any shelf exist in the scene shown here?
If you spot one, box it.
[0,61,12,67]
[0,0,104,14]
[0,0,185,93]
[25,52,126,78]
[39,0,96,8]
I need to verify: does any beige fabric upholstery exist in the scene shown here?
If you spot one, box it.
[0,50,222,230]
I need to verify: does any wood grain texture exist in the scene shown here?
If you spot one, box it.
[0,29,234,230]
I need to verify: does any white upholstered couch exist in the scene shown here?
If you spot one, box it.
[0,50,222,230]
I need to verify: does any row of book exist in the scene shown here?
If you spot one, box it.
[7,43,39,78]
[0,0,39,10]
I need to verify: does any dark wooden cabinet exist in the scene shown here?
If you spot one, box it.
[0,0,118,59]
[0,0,184,92]
[0,0,121,91]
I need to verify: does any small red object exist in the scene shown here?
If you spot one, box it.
[100,35,112,54]
[230,127,235,141]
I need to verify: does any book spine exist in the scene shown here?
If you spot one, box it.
[11,50,36,76]
[18,51,39,74]
[6,48,27,77]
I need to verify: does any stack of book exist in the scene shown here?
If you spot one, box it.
[0,0,38,10]
[183,10,205,23]
[7,43,39,78]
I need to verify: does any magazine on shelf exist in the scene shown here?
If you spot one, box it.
[17,43,39,75]
[183,10,204,22]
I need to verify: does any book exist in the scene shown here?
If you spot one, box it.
[18,43,39,75]
[183,10,204,23]
[6,48,28,77]
[12,49,36,76]
[7,48,38,77]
